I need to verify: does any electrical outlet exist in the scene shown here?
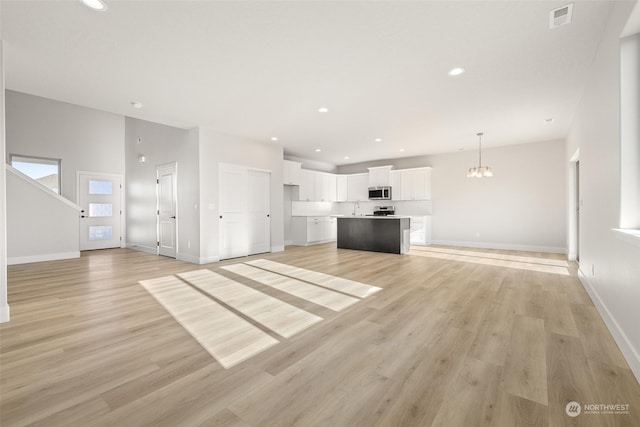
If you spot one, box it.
[591,264,595,276]
[187,241,191,249]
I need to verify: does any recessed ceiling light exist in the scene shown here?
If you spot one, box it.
[344,156,350,160]
[375,138,382,142]
[399,148,405,152]
[315,148,321,152]
[318,107,329,113]
[271,137,279,141]
[448,67,465,76]
[544,118,554,124]
[81,0,107,11]
[131,101,143,109]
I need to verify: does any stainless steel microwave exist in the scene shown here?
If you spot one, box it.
[368,186,392,200]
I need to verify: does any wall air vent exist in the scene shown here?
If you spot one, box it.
[550,3,574,29]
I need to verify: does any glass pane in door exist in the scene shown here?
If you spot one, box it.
[89,180,113,195]
[88,225,113,240]
[89,203,113,217]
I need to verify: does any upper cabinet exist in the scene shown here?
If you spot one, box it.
[316,172,337,202]
[368,165,393,187]
[336,175,348,202]
[347,173,369,202]
[290,162,431,202]
[283,160,302,185]
[390,170,402,201]
[298,169,337,202]
[397,167,432,201]
[299,169,316,201]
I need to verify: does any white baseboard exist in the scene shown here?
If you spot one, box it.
[177,253,199,264]
[199,256,220,264]
[430,240,566,254]
[7,251,80,265]
[578,269,640,383]
[271,245,285,253]
[126,243,157,255]
[284,240,293,246]
[0,304,10,323]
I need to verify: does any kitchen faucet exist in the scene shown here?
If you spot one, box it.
[352,200,360,216]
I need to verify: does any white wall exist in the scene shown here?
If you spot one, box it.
[429,140,566,252]
[0,36,9,323]
[566,1,640,380]
[199,128,284,263]
[125,117,200,263]
[6,167,80,264]
[5,91,125,204]
[338,139,567,252]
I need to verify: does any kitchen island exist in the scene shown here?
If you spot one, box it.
[337,216,410,254]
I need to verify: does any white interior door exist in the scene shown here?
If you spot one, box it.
[157,163,177,258]
[219,165,247,260]
[78,173,123,251]
[247,170,271,255]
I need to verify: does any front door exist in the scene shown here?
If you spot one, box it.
[78,173,123,250]
[157,163,177,258]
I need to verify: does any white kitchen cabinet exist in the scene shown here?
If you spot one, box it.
[347,173,369,202]
[336,175,348,202]
[412,168,431,200]
[368,165,393,187]
[400,167,432,200]
[283,160,302,185]
[299,169,316,201]
[298,169,338,202]
[316,172,337,202]
[409,215,432,246]
[329,217,337,240]
[390,170,402,201]
[292,216,336,245]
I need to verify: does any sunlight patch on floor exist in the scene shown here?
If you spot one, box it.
[141,261,381,368]
[409,247,570,276]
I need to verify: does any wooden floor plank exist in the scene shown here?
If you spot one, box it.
[503,315,549,406]
[430,357,503,427]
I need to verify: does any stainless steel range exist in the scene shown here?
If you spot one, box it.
[372,206,395,216]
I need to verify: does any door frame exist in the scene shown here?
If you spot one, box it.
[76,171,125,249]
[568,149,580,261]
[156,162,178,258]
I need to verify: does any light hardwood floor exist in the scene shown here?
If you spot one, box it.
[1,244,639,426]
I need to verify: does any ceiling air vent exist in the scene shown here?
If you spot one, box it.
[550,3,574,29]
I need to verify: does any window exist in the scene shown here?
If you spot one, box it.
[616,32,640,247]
[9,154,61,194]
[620,34,639,229]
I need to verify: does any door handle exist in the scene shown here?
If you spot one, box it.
[170,216,176,219]
[267,214,270,217]
[219,215,223,219]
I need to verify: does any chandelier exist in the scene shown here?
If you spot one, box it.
[467,132,493,178]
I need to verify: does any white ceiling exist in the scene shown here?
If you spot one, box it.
[1,1,619,165]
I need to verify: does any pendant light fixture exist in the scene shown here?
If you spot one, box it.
[467,132,493,178]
